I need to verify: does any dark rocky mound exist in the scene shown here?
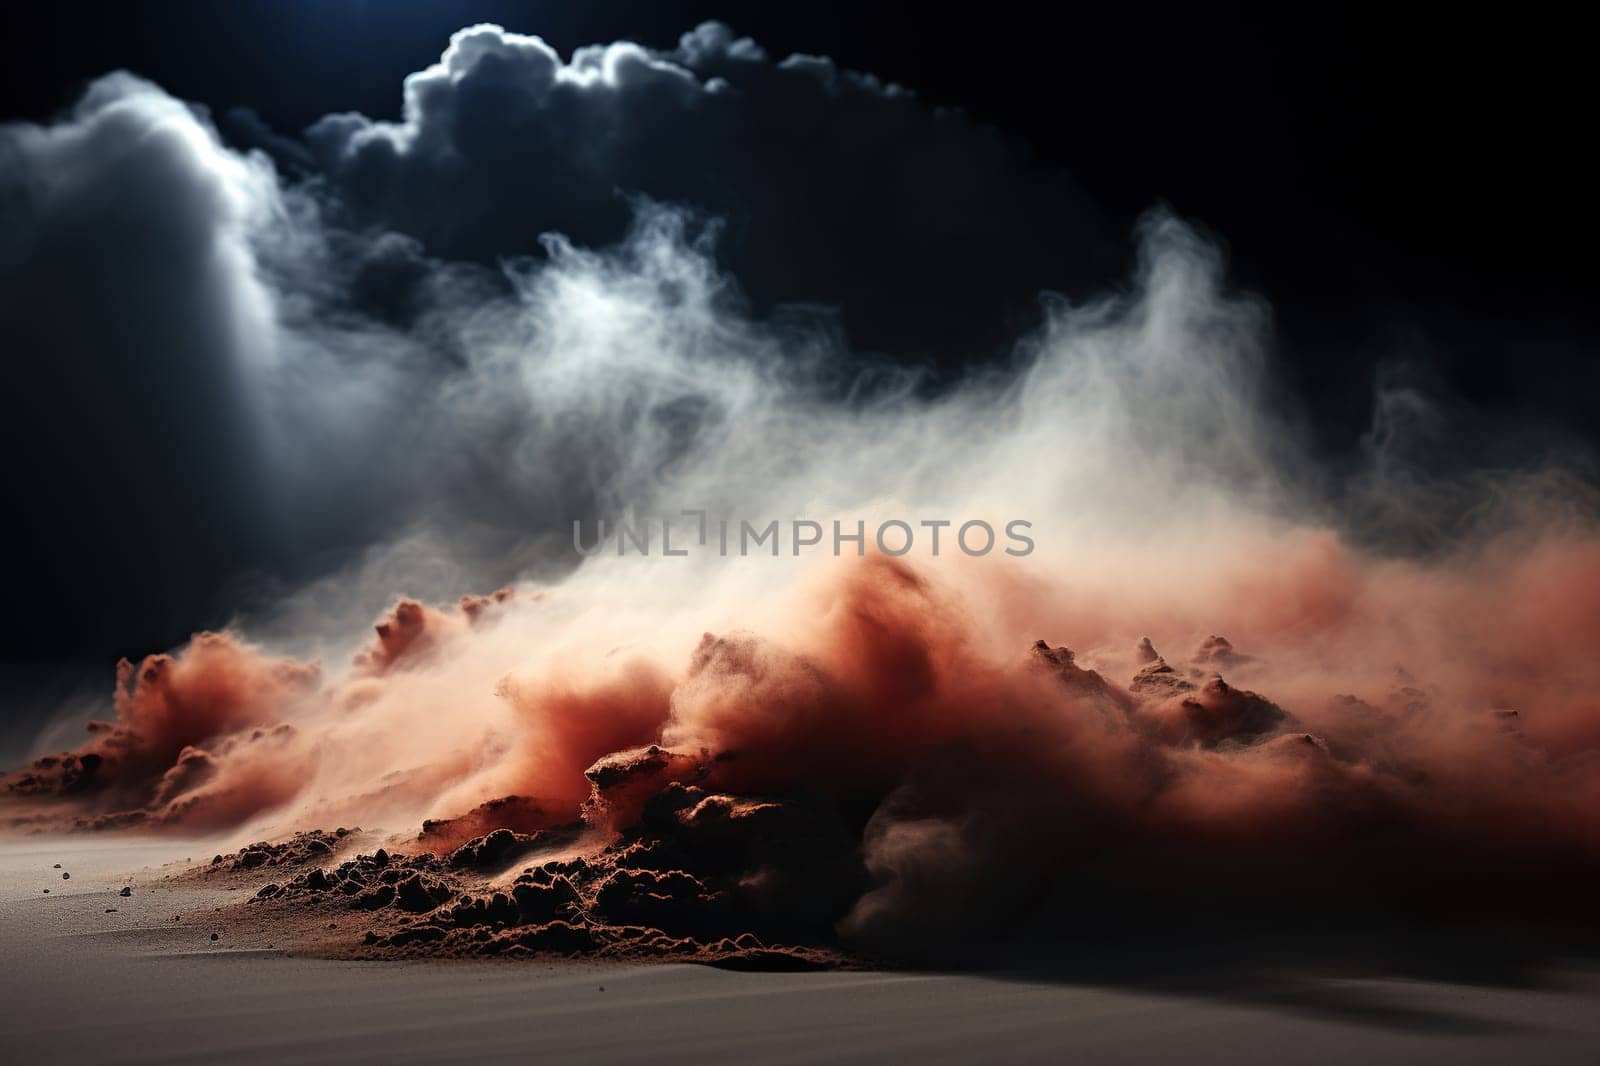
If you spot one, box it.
[446,823,582,870]
[1124,638,1293,747]
[417,794,565,850]
[211,637,1312,968]
[211,828,357,872]
[1031,641,1135,715]
[233,781,862,969]
[1,752,105,797]
[1171,675,1290,747]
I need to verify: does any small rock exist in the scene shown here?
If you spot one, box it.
[210,932,220,941]
[105,908,117,913]
[119,886,132,897]
[52,863,61,869]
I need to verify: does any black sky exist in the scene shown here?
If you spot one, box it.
[4,3,1589,331]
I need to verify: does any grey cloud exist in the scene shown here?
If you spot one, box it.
[0,74,284,655]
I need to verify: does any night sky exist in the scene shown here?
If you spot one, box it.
[1,1,1593,685]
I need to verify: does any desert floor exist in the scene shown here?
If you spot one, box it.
[3,838,1599,1065]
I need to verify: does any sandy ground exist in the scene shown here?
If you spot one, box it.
[3,839,1600,1065]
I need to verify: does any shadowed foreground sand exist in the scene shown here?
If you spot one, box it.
[4,838,1600,1065]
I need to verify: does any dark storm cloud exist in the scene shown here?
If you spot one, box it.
[303,21,1120,360]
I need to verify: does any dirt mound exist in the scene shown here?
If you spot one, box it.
[211,829,361,872]
[446,823,582,870]
[417,795,564,851]
[220,774,863,967]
